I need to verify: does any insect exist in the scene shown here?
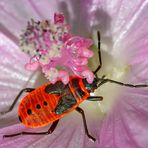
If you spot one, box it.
[0,31,148,142]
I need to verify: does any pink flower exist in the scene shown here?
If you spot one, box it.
[0,1,148,148]
[20,13,94,84]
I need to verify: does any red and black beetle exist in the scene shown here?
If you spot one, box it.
[1,32,148,142]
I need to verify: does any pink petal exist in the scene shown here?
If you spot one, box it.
[58,70,69,84]
[73,57,88,66]
[82,49,94,58]
[54,12,65,24]
[0,32,35,126]
[0,117,101,148]
[25,62,39,71]
[100,87,148,148]
[81,70,94,84]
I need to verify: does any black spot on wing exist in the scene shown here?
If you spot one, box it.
[36,104,41,109]
[43,101,48,106]
[27,109,32,115]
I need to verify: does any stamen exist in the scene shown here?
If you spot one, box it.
[20,12,95,84]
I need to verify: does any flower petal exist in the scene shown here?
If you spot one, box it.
[100,89,148,148]
[0,33,38,128]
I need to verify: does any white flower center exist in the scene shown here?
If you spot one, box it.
[80,37,130,119]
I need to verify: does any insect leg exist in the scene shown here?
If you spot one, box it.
[47,119,59,134]
[93,31,102,75]
[87,96,103,101]
[0,88,35,115]
[97,78,148,88]
[75,107,96,142]
[3,119,59,138]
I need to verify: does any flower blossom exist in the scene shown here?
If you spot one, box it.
[0,1,148,148]
[20,13,94,84]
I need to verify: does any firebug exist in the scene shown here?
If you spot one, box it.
[0,32,148,142]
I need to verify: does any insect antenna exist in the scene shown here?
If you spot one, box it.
[93,31,102,75]
[96,76,148,88]
[92,31,148,89]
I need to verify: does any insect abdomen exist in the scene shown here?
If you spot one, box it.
[18,84,61,128]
